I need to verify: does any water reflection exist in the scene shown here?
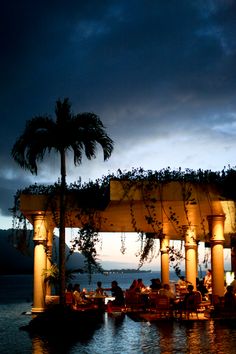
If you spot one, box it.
[138,319,236,354]
[208,320,236,354]
[32,337,48,354]
[138,321,177,353]
[107,312,126,334]
[27,315,236,354]
[174,320,236,354]
[185,322,208,353]
[156,321,175,353]
[28,311,105,354]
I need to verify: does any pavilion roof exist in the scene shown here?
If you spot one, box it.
[19,180,235,247]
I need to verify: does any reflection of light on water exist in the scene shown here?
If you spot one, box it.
[208,320,217,353]
[3,275,236,353]
[32,337,47,354]
[186,324,202,351]
[138,319,236,354]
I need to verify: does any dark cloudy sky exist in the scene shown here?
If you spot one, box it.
[1,0,236,226]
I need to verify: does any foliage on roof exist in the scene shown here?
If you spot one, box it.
[11,167,236,275]
[12,167,236,210]
[13,166,236,194]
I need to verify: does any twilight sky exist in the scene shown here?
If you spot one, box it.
[1,1,236,267]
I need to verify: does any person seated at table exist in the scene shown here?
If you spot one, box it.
[96,281,105,295]
[126,280,147,309]
[178,276,187,288]
[197,280,208,300]
[65,283,74,307]
[109,280,125,306]
[204,269,212,293]
[230,276,236,294]
[129,279,138,292]
[175,284,195,314]
[182,284,198,311]
[159,283,175,304]
[94,281,106,309]
[136,278,146,292]
[224,285,236,311]
[73,283,89,307]
[150,278,162,291]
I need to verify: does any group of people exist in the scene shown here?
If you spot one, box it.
[65,280,125,309]
[200,269,236,310]
[223,275,236,311]
[65,271,236,313]
[65,283,89,308]
[175,272,211,301]
[127,278,176,304]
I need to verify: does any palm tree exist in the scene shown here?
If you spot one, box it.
[11,98,114,305]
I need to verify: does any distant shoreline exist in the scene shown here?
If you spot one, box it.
[0,269,153,276]
[103,269,152,274]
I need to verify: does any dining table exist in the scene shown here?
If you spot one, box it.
[85,292,115,305]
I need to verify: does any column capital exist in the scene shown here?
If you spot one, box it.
[185,243,197,250]
[33,214,47,241]
[34,239,46,246]
[32,213,45,221]
[210,239,224,246]
[207,214,225,242]
[160,248,169,254]
[207,214,226,223]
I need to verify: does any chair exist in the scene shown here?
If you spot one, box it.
[185,291,202,319]
[175,284,188,302]
[148,294,171,318]
[65,291,74,307]
[125,290,146,311]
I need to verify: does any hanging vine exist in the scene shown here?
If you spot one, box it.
[11,166,236,276]
[120,232,126,254]
[69,208,104,281]
[167,245,185,278]
[136,232,157,269]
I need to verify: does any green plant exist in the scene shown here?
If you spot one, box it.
[11,98,113,306]
[11,166,236,276]
[70,222,104,283]
[43,263,85,293]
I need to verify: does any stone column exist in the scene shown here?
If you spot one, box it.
[196,243,199,279]
[32,215,47,313]
[207,215,226,297]
[184,226,198,290]
[160,236,170,285]
[46,228,54,296]
[231,235,236,274]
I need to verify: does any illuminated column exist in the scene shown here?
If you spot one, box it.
[196,244,199,279]
[46,227,54,296]
[207,215,225,297]
[231,235,236,273]
[184,226,198,290]
[32,214,47,313]
[160,236,170,285]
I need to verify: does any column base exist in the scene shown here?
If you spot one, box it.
[31,307,46,313]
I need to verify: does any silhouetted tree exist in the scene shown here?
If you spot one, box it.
[11,98,114,305]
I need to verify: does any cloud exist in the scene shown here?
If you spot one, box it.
[1,0,236,220]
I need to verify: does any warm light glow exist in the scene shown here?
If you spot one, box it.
[225,271,234,285]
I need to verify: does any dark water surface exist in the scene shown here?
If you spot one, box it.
[1,274,236,353]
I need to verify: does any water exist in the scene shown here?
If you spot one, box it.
[1,273,236,353]
[68,271,179,292]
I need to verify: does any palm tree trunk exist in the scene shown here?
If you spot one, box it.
[59,149,66,306]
